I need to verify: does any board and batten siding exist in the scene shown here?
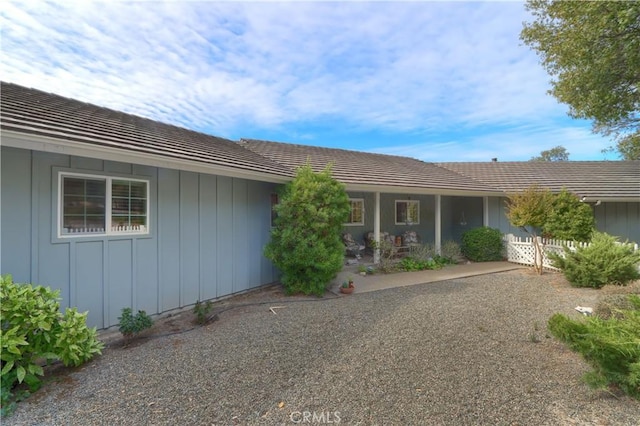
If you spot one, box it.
[487,196,640,244]
[0,146,279,329]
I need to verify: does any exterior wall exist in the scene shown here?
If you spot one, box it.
[1,146,279,329]
[488,196,640,244]
[594,202,640,244]
[343,193,490,245]
[343,192,437,245]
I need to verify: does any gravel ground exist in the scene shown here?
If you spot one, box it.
[6,270,640,425]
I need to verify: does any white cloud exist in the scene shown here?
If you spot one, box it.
[0,1,611,159]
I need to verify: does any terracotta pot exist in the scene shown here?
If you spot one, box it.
[340,285,355,294]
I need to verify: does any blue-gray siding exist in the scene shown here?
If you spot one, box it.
[342,192,639,245]
[1,147,278,329]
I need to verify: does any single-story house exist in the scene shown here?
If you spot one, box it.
[2,82,639,329]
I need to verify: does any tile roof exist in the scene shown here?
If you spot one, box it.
[239,138,501,194]
[437,161,640,201]
[0,82,293,178]
[2,82,638,200]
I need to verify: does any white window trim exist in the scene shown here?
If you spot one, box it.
[57,171,150,238]
[345,198,365,226]
[395,199,420,225]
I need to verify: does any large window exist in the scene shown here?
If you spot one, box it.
[59,173,149,237]
[395,200,419,225]
[346,198,364,226]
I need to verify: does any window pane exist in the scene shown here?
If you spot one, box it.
[408,202,419,223]
[62,177,106,234]
[111,180,130,197]
[129,181,147,198]
[349,200,364,224]
[110,179,148,232]
[129,198,146,214]
[396,202,407,223]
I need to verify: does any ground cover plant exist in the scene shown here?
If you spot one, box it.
[548,294,640,399]
[1,275,103,417]
[118,308,154,339]
[549,231,640,288]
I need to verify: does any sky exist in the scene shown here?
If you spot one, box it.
[0,1,618,162]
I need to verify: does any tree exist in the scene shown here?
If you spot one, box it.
[506,185,596,274]
[530,145,569,161]
[521,1,640,160]
[264,162,350,296]
[505,185,553,274]
[543,188,594,242]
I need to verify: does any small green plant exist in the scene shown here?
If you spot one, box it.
[399,256,442,272]
[1,275,103,417]
[357,265,367,274]
[461,227,505,262]
[193,300,214,325]
[440,240,463,264]
[548,294,640,399]
[549,231,640,288]
[528,332,541,343]
[118,308,154,338]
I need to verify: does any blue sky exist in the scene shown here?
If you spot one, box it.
[1,1,616,162]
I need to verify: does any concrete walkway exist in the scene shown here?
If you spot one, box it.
[330,260,525,294]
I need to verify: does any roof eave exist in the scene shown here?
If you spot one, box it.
[1,130,292,184]
[344,183,504,197]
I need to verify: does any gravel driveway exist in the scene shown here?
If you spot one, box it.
[6,270,640,425]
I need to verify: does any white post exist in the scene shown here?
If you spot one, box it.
[374,191,381,264]
[483,196,489,227]
[435,194,442,255]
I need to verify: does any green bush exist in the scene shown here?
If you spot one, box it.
[1,275,103,416]
[548,295,640,399]
[118,308,154,338]
[461,227,505,262]
[265,163,350,296]
[549,231,640,288]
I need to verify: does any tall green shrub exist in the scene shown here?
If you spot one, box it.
[264,163,350,296]
[549,231,640,288]
[461,227,505,262]
[548,295,640,399]
[543,188,595,242]
[1,275,103,414]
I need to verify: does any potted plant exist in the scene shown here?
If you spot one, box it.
[340,277,355,294]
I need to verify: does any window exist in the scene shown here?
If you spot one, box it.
[59,173,149,237]
[346,198,364,226]
[270,193,279,227]
[395,200,419,225]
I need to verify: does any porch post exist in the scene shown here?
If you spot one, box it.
[435,194,442,255]
[483,196,489,227]
[374,191,381,264]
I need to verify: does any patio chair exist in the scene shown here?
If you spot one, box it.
[343,233,365,258]
[402,231,420,247]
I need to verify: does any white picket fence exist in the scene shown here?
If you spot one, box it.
[502,233,639,271]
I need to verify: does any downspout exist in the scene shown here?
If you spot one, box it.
[483,196,489,227]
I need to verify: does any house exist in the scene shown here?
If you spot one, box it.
[2,82,639,329]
